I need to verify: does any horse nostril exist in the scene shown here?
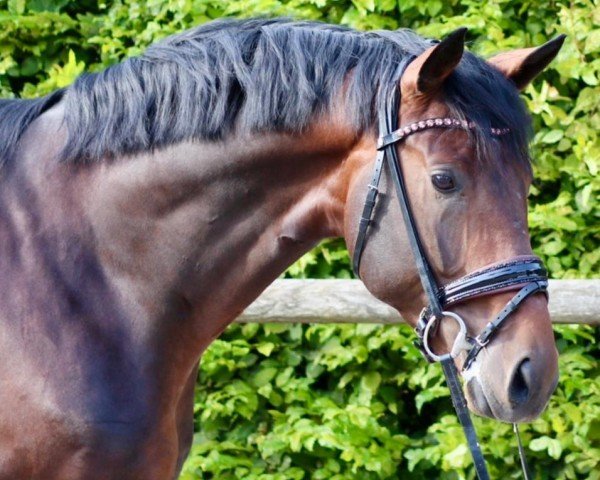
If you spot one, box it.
[509,358,532,407]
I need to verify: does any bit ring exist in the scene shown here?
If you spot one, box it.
[422,311,469,362]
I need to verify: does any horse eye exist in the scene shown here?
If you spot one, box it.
[431,173,456,192]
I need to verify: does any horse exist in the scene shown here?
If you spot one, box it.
[0,18,564,479]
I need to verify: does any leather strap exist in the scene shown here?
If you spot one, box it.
[380,59,444,319]
[463,281,546,370]
[441,355,490,480]
[415,257,548,352]
[442,258,547,306]
[378,118,509,149]
[352,149,385,275]
[352,56,416,281]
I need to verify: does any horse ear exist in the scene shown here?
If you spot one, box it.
[487,35,566,90]
[401,28,467,96]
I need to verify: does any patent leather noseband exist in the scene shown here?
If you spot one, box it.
[352,56,547,480]
[415,255,547,370]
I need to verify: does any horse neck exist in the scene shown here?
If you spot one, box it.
[80,120,358,355]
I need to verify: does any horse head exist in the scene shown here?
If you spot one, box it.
[345,30,565,422]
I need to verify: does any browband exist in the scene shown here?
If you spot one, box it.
[377,117,510,150]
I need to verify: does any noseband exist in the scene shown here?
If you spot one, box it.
[352,56,548,480]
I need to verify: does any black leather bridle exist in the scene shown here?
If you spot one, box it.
[352,56,548,480]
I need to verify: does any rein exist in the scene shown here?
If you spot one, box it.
[353,56,547,479]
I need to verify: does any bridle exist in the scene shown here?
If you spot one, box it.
[352,56,548,480]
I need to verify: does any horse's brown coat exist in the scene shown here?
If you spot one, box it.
[0,31,563,479]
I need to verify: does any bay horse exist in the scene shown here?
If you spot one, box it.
[0,19,564,479]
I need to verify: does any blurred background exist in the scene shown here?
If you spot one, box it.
[0,0,597,478]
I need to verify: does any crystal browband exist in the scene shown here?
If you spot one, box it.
[377,117,511,150]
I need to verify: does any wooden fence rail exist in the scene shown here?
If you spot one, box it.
[237,279,600,325]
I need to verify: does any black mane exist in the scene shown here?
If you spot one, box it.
[0,18,531,165]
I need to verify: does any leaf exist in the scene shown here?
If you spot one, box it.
[257,342,275,356]
[252,367,277,387]
[582,69,598,86]
[27,0,70,13]
[575,184,593,213]
[361,371,381,393]
[415,385,448,412]
[351,0,375,14]
[444,443,469,469]
[530,436,563,459]
[584,29,600,54]
[7,0,25,14]
[539,240,566,256]
[541,129,564,143]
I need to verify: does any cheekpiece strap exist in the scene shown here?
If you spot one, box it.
[351,54,416,278]
[352,149,385,275]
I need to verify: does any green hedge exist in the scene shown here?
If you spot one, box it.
[182,323,599,479]
[1,0,598,478]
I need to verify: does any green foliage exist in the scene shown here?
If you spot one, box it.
[1,0,598,478]
[181,323,600,479]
